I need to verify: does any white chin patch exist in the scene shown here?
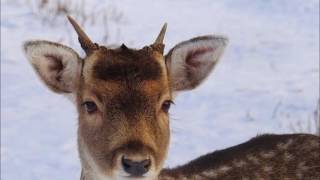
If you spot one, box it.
[113,170,157,180]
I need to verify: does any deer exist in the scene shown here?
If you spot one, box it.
[23,16,320,180]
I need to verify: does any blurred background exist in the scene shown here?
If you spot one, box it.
[1,0,319,179]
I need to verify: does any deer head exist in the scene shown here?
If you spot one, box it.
[23,16,228,180]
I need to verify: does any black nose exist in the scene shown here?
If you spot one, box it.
[122,157,151,176]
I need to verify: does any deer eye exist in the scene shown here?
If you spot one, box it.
[162,100,173,113]
[82,101,97,114]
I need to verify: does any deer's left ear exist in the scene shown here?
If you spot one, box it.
[165,36,228,91]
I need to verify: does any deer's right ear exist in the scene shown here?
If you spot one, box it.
[24,40,82,94]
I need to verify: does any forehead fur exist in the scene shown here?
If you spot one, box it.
[80,46,170,109]
[86,46,164,82]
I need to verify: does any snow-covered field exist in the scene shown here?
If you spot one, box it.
[1,0,319,179]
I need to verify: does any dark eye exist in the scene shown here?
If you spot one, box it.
[162,100,173,113]
[82,101,97,114]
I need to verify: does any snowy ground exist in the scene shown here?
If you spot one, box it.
[1,0,319,179]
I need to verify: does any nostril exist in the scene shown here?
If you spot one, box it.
[121,156,151,176]
[141,159,151,170]
[122,158,131,169]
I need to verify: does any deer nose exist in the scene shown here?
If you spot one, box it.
[121,156,151,176]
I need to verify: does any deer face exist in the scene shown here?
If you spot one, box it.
[23,17,228,180]
[77,46,171,179]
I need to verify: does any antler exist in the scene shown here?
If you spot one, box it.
[152,23,167,54]
[67,16,98,55]
[154,23,167,45]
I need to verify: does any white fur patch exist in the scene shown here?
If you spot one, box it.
[260,151,275,159]
[277,139,293,150]
[218,165,232,173]
[233,160,247,168]
[262,166,273,173]
[202,169,219,178]
[310,139,320,148]
[297,161,308,171]
[283,152,294,162]
[247,155,260,165]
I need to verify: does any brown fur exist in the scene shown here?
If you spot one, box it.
[76,46,171,177]
[159,134,320,180]
[93,47,162,82]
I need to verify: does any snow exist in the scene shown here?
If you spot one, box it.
[1,0,319,179]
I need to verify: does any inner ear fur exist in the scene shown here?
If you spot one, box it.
[165,35,228,91]
[24,40,82,93]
